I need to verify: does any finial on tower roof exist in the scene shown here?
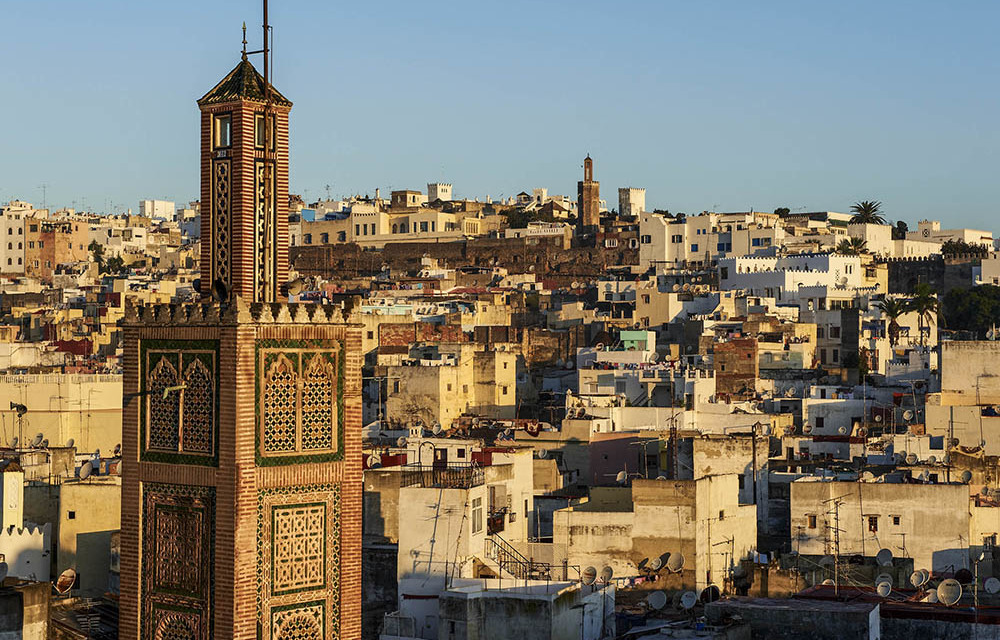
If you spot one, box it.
[241,22,248,60]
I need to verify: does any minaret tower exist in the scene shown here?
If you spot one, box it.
[119,20,362,640]
[577,154,600,234]
[197,28,290,302]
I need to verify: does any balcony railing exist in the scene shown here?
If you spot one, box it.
[399,463,484,489]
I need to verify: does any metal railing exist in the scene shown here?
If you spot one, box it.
[399,463,484,489]
[485,534,551,580]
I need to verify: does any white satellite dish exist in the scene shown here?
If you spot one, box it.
[581,566,597,586]
[910,571,924,588]
[838,426,848,435]
[55,568,76,594]
[432,422,442,435]
[876,581,892,598]
[648,556,664,571]
[680,591,698,610]
[918,569,931,586]
[875,573,894,587]
[10,437,17,448]
[821,579,835,585]
[927,455,938,465]
[876,548,894,567]
[903,410,914,421]
[647,591,668,610]
[961,470,973,483]
[985,577,1000,595]
[666,552,685,573]
[905,453,918,465]
[655,475,667,481]
[538,449,549,459]
[30,433,43,447]
[924,590,939,604]
[366,453,382,469]
[79,461,93,481]
[396,436,407,448]
[599,566,614,584]
[874,414,883,423]
[615,470,627,484]
[937,579,962,606]
[803,424,813,435]
[672,283,681,292]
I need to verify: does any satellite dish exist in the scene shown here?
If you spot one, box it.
[10,437,16,448]
[647,591,668,610]
[41,439,48,448]
[367,453,382,469]
[538,449,549,459]
[432,422,442,435]
[919,569,931,586]
[924,590,939,604]
[666,552,685,573]
[927,455,938,465]
[876,548,894,567]
[985,577,1000,595]
[955,568,974,585]
[875,573,894,587]
[903,410,914,421]
[910,571,924,588]
[79,461,93,481]
[55,568,77,594]
[113,443,122,457]
[918,471,930,482]
[680,591,698,610]
[838,426,848,435]
[672,283,681,292]
[66,438,74,448]
[803,424,813,435]
[876,581,892,598]
[905,453,918,465]
[961,470,973,483]
[874,414,883,423]
[30,433,43,447]
[599,566,614,584]
[857,427,868,438]
[655,475,667,481]
[937,579,962,606]
[700,585,721,603]
[581,566,597,586]
[821,579,835,585]
[615,470,627,484]
[648,556,664,571]
[396,436,407,447]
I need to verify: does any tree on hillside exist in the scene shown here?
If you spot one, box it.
[941,239,989,256]
[836,237,868,255]
[907,282,941,346]
[892,220,909,240]
[876,297,909,347]
[942,285,1000,338]
[849,200,885,225]
[773,207,791,216]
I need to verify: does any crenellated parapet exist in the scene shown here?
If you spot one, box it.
[123,296,351,327]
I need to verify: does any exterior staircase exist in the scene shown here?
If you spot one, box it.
[484,534,552,581]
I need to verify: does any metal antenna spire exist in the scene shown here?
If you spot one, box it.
[241,22,247,60]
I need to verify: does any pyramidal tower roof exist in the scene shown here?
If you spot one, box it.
[197,58,292,107]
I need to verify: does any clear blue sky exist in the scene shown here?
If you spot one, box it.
[3,0,999,229]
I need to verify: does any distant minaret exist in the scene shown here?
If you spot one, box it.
[197,45,291,302]
[577,154,600,234]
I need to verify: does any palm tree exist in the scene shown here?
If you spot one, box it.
[836,237,868,255]
[850,200,885,225]
[876,297,908,347]
[906,283,940,347]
